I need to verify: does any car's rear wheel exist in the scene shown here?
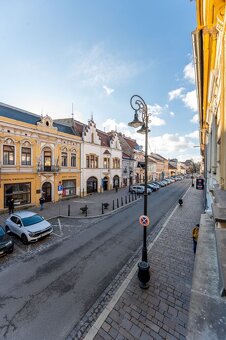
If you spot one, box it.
[21,234,28,245]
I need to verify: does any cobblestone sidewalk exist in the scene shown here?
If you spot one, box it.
[72,187,203,340]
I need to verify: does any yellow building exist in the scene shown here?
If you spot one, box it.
[0,103,81,212]
[192,0,226,210]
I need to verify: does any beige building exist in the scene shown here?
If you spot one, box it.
[0,103,81,212]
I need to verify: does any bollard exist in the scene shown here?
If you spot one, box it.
[113,200,115,210]
[117,198,119,208]
[125,196,127,204]
[85,204,88,217]
[129,195,131,203]
[68,204,70,216]
[135,192,137,200]
[121,197,123,206]
[102,203,104,214]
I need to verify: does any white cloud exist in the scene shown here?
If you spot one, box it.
[149,133,202,160]
[183,62,195,84]
[102,118,129,134]
[168,87,185,101]
[191,114,199,124]
[70,43,144,88]
[103,85,114,96]
[182,90,197,112]
[169,111,175,117]
[150,116,166,126]
[185,130,199,139]
[147,104,164,116]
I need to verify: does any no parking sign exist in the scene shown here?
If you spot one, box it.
[139,215,150,227]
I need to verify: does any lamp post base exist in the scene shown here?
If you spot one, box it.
[138,261,150,289]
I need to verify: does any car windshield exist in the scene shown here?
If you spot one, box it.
[22,214,44,227]
[0,227,5,236]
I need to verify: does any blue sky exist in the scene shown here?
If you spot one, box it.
[0,0,200,161]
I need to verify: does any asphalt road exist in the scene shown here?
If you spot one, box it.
[0,180,190,340]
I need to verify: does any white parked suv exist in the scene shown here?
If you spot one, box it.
[5,211,53,245]
[130,185,152,195]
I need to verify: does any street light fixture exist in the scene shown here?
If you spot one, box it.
[128,95,150,289]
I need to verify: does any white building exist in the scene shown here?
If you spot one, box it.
[55,118,122,195]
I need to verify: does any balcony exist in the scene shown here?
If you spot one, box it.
[37,165,60,173]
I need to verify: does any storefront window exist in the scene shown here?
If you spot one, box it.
[21,147,31,165]
[62,180,76,197]
[4,182,31,208]
[3,145,15,165]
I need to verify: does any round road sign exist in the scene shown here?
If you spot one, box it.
[139,215,150,227]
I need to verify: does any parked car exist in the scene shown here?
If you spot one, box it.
[130,185,152,195]
[154,181,165,187]
[149,182,160,190]
[0,226,14,256]
[146,183,158,191]
[5,211,53,245]
[140,183,157,191]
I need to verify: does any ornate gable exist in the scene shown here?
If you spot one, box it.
[83,119,101,145]
[37,115,58,132]
[110,132,122,150]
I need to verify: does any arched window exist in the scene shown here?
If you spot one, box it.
[3,139,15,165]
[71,150,77,167]
[61,148,68,167]
[21,141,31,165]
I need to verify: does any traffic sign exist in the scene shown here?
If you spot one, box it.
[58,185,63,191]
[139,215,150,227]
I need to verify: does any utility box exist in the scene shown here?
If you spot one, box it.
[196,178,204,190]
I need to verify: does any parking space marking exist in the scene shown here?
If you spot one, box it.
[58,218,63,236]
[52,232,62,237]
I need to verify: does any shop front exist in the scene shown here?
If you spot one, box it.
[62,179,76,197]
[4,182,31,208]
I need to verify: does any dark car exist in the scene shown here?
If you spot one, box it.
[0,226,14,256]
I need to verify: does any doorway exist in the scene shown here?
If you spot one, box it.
[42,182,52,202]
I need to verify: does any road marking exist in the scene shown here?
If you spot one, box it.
[58,218,63,236]
[52,232,62,238]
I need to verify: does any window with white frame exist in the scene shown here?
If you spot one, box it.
[71,153,77,167]
[3,145,15,165]
[21,147,31,165]
[61,152,68,167]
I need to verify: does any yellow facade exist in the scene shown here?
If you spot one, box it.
[192,0,226,189]
[0,107,81,212]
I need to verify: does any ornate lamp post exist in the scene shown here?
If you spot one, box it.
[128,95,150,289]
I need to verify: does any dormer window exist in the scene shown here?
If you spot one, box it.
[46,121,49,127]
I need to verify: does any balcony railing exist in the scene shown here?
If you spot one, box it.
[37,165,60,173]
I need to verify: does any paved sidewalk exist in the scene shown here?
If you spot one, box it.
[0,187,138,225]
[67,186,204,339]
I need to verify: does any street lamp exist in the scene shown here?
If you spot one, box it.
[128,95,150,289]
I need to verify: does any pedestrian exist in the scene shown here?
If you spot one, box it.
[115,185,118,192]
[192,223,199,254]
[8,197,14,215]
[39,196,45,211]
